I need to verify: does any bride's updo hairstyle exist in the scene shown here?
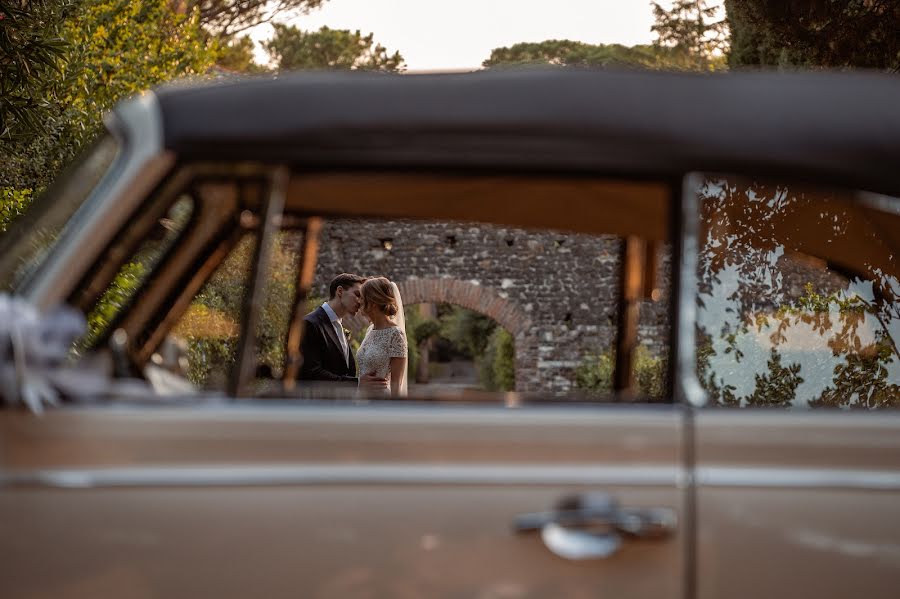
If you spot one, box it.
[362,277,399,317]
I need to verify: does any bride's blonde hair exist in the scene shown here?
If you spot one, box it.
[362,277,399,317]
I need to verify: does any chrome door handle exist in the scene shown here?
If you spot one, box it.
[513,493,676,560]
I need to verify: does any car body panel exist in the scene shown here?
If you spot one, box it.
[1,403,685,598]
[2,69,899,598]
[694,411,900,599]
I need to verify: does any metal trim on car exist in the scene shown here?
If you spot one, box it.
[25,92,174,310]
[2,464,683,489]
[676,173,707,409]
[696,467,900,491]
[4,464,900,491]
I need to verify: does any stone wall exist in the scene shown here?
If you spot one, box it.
[311,218,670,393]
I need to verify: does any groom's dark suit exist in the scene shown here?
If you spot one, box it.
[300,306,357,383]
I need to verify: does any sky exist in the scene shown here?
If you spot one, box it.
[250,0,703,71]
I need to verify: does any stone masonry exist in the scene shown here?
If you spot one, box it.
[312,219,670,393]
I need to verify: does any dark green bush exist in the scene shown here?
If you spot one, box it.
[576,346,667,399]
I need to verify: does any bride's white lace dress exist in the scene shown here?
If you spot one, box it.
[356,326,408,395]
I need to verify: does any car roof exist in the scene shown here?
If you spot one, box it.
[151,68,900,195]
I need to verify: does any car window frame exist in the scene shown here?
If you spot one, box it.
[679,171,900,411]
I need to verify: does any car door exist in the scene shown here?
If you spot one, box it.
[685,173,900,599]
[1,169,688,598]
[1,403,685,598]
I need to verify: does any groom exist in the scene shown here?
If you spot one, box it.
[300,273,387,391]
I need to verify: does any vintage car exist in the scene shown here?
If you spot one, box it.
[1,69,899,598]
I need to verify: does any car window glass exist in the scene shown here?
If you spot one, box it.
[289,213,672,403]
[250,231,303,395]
[693,175,900,408]
[75,172,675,404]
[0,132,120,292]
[169,233,257,392]
[72,195,194,356]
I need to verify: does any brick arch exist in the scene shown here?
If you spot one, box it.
[397,278,532,338]
[396,278,539,393]
[313,219,667,393]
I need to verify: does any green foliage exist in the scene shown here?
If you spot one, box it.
[483,40,675,69]
[408,304,516,391]
[412,317,441,345]
[214,33,267,73]
[184,336,237,388]
[2,0,216,192]
[440,307,497,358]
[576,346,667,399]
[0,187,33,231]
[182,234,296,382]
[696,176,899,408]
[172,236,246,388]
[187,0,326,37]
[651,0,728,71]
[402,304,423,379]
[264,24,405,72]
[634,345,668,399]
[74,195,192,355]
[436,305,515,392]
[746,349,804,407]
[0,0,73,140]
[192,237,253,321]
[484,2,728,73]
[725,0,900,71]
[79,260,145,351]
[61,0,214,144]
[778,284,899,408]
[811,343,900,409]
[480,327,515,392]
[696,335,738,406]
[576,350,614,393]
[700,277,900,409]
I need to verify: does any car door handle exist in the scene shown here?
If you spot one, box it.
[513,492,676,560]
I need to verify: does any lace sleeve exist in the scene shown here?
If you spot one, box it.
[389,327,408,359]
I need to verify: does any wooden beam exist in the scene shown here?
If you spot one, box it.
[614,235,646,398]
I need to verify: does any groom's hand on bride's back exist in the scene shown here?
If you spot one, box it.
[359,372,389,391]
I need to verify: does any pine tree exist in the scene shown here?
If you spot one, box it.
[651,0,728,71]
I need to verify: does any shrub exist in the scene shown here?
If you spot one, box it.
[479,327,515,391]
[0,188,33,232]
[576,345,667,399]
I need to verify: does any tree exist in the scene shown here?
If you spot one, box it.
[186,0,327,37]
[745,349,804,407]
[481,327,515,392]
[0,0,74,141]
[651,0,728,71]
[695,177,900,409]
[576,346,667,400]
[439,307,497,359]
[482,40,675,69]
[214,33,267,73]
[1,0,215,192]
[725,0,900,71]
[0,187,32,231]
[264,24,404,72]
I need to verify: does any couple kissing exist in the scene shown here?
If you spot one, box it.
[300,273,408,397]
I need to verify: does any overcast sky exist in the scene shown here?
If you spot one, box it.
[250,1,710,71]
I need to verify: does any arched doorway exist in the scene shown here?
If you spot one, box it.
[399,278,536,393]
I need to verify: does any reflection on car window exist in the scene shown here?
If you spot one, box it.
[0,133,119,292]
[694,176,900,408]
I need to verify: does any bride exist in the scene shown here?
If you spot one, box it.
[356,277,408,397]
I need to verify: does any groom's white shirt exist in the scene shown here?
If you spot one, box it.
[322,302,349,366]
